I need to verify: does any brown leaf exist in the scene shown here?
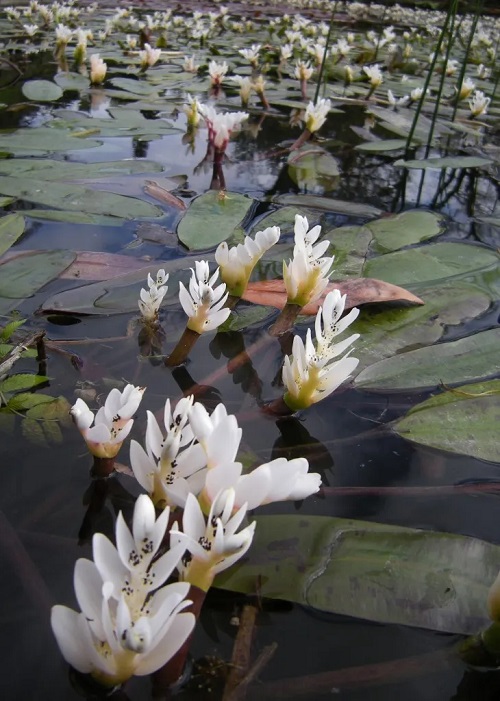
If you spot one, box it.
[242,278,424,313]
[143,180,187,210]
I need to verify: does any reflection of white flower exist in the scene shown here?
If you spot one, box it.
[283,289,359,410]
[51,495,194,687]
[232,75,253,106]
[183,54,199,73]
[183,94,202,128]
[171,489,255,591]
[70,385,145,458]
[138,269,169,322]
[304,98,331,133]
[179,261,230,334]
[215,226,280,296]
[469,90,490,118]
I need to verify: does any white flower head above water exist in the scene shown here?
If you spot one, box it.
[469,90,490,118]
[138,268,169,323]
[70,384,145,458]
[363,63,383,88]
[239,43,261,66]
[283,214,334,307]
[23,23,38,37]
[139,43,161,69]
[171,489,256,591]
[51,495,194,687]
[208,59,228,87]
[304,98,331,133]
[232,75,253,107]
[183,54,200,73]
[283,288,360,411]
[198,103,248,151]
[294,59,314,82]
[55,23,73,45]
[215,225,280,296]
[183,93,202,128]
[89,53,107,84]
[458,77,475,101]
[179,261,230,334]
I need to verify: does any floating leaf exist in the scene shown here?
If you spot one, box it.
[0,373,48,393]
[110,77,159,95]
[395,156,493,170]
[364,242,499,286]
[0,158,164,180]
[21,80,63,102]
[393,380,500,462]
[219,304,274,332]
[355,138,409,152]
[242,278,423,313]
[25,210,123,226]
[355,328,500,391]
[273,193,383,218]
[53,72,90,91]
[0,176,163,219]
[217,514,500,635]
[177,190,254,250]
[0,213,25,256]
[6,392,55,412]
[366,210,445,253]
[0,128,101,154]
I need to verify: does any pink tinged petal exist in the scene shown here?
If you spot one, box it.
[205,462,243,501]
[233,466,272,510]
[134,612,196,676]
[149,542,186,588]
[70,398,94,430]
[74,559,104,632]
[93,533,127,589]
[115,511,136,571]
[129,440,155,492]
[51,606,94,674]
[94,406,108,426]
[182,492,206,540]
[179,281,195,317]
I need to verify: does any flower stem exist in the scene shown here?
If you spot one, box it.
[152,586,207,695]
[268,303,302,336]
[262,395,295,417]
[458,622,500,668]
[290,128,312,151]
[90,456,116,478]
[165,328,200,367]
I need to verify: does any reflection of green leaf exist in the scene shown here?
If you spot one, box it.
[217,514,500,634]
[0,175,163,219]
[287,145,340,190]
[22,417,63,446]
[393,380,500,462]
[0,374,48,394]
[219,305,273,332]
[355,328,500,391]
[177,190,254,250]
[364,242,499,285]
[22,79,63,102]
[0,213,25,256]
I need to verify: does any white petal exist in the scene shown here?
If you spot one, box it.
[92,533,127,590]
[129,440,155,492]
[51,606,93,673]
[134,612,195,676]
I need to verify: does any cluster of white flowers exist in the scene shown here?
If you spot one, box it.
[198,103,249,151]
[138,269,169,323]
[139,43,161,69]
[179,260,231,334]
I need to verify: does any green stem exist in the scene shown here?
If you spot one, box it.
[165,328,200,367]
[458,622,500,668]
[313,1,337,105]
[450,0,484,122]
[268,303,302,337]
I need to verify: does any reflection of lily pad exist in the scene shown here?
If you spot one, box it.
[287,145,340,191]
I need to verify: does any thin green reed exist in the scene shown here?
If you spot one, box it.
[451,0,484,123]
[490,31,500,103]
[313,0,338,105]
[404,0,459,159]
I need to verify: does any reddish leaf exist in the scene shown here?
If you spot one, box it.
[242,278,424,313]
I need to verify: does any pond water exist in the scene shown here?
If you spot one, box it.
[1,2,500,700]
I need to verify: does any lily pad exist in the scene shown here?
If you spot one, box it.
[0,128,102,154]
[393,380,500,462]
[355,328,500,391]
[0,213,25,256]
[273,193,383,218]
[366,210,445,253]
[0,158,164,180]
[355,138,410,152]
[395,156,493,170]
[177,190,254,250]
[110,77,159,95]
[217,514,500,635]
[21,80,63,102]
[53,72,91,91]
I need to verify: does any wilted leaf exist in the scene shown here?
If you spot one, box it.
[216,514,500,635]
[242,278,424,312]
[392,380,500,462]
[143,180,187,209]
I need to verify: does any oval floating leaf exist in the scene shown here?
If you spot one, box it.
[177,190,254,250]
[393,380,500,462]
[216,514,500,634]
[0,128,101,154]
[273,193,383,218]
[355,328,500,391]
[395,156,493,170]
[355,138,409,152]
[0,213,25,256]
[367,209,445,253]
[53,72,90,91]
[22,80,63,102]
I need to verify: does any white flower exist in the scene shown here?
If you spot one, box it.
[458,77,475,101]
[126,34,137,49]
[280,44,293,61]
[183,94,202,128]
[283,214,334,307]
[55,23,72,44]
[239,43,261,65]
[70,384,145,458]
[51,495,194,687]
[23,23,38,36]
[171,489,255,591]
[308,42,326,66]
[183,54,199,73]
[410,87,424,102]
[445,59,459,76]
[215,226,280,296]
[363,63,383,88]
[138,269,169,322]
[89,53,107,84]
[294,59,314,82]
[283,288,360,410]
[477,64,490,80]
[232,75,253,106]
[469,90,490,118]
[198,104,248,151]
[304,98,331,133]
[178,261,230,334]
[387,89,409,108]
[139,43,161,69]
[208,59,228,86]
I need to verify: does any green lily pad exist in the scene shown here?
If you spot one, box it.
[364,242,500,286]
[355,328,500,391]
[21,80,63,102]
[393,380,500,462]
[177,190,254,251]
[0,176,163,219]
[366,210,445,253]
[273,193,383,218]
[25,210,125,226]
[355,138,410,152]
[53,72,91,91]
[0,158,164,180]
[322,224,372,279]
[217,514,500,634]
[219,304,273,332]
[395,156,493,170]
[0,213,25,256]
[110,77,159,95]
[0,128,101,154]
